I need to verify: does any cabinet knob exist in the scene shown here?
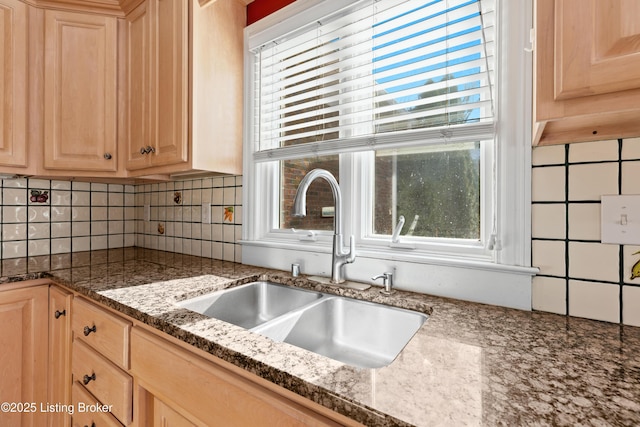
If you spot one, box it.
[83,325,97,336]
[140,147,147,155]
[103,153,112,160]
[54,309,66,319]
[83,373,96,385]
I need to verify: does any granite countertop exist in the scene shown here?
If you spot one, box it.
[3,248,640,426]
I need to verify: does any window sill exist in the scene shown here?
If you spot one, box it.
[240,239,537,310]
[240,239,537,276]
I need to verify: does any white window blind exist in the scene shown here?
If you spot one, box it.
[253,0,495,161]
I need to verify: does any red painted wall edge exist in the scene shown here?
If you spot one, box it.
[247,0,296,25]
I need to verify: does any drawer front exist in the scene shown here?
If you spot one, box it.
[72,297,131,368]
[72,339,133,426]
[71,381,123,427]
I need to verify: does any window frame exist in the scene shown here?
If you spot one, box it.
[356,141,494,259]
[242,0,536,308]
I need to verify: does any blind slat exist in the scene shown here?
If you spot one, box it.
[262,79,493,132]
[255,0,495,153]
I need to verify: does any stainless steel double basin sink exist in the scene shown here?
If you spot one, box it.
[177,281,428,368]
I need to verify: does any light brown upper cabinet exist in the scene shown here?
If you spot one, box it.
[126,0,244,177]
[43,10,119,171]
[534,0,640,146]
[0,0,29,171]
[126,0,188,172]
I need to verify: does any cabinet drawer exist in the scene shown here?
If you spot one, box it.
[73,298,131,368]
[71,381,123,427]
[72,339,133,426]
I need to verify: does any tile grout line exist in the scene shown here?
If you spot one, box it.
[618,138,624,325]
[564,143,570,317]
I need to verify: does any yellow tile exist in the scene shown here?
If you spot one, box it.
[623,245,640,285]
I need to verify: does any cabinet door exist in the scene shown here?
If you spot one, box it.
[0,285,49,427]
[153,397,197,427]
[126,0,153,171]
[0,0,28,168]
[44,10,118,171]
[152,0,188,168]
[126,0,188,172]
[49,286,72,427]
[554,0,640,99]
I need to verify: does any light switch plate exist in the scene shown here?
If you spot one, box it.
[601,195,640,245]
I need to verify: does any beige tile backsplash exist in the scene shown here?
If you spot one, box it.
[568,280,620,323]
[567,204,601,240]
[0,175,243,275]
[0,179,135,264]
[532,276,566,314]
[133,176,242,263]
[568,242,619,282]
[568,139,619,163]
[531,204,565,239]
[568,163,618,201]
[532,240,566,277]
[532,138,640,326]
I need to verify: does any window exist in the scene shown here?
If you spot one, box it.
[372,143,480,240]
[243,0,535,306]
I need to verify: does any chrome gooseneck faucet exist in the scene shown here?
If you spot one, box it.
[292,169,355,284]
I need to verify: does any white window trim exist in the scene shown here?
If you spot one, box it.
[242,0,537,310]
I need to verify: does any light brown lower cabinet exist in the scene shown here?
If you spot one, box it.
[2,281,362,426]
[130,327,360,427]
[0,282,49,427]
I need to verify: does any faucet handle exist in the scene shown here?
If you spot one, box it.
[346,235,356,263]
[371,272,389,283]
[372,272,394,295]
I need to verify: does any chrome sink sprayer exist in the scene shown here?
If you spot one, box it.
[292,169,355,284]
